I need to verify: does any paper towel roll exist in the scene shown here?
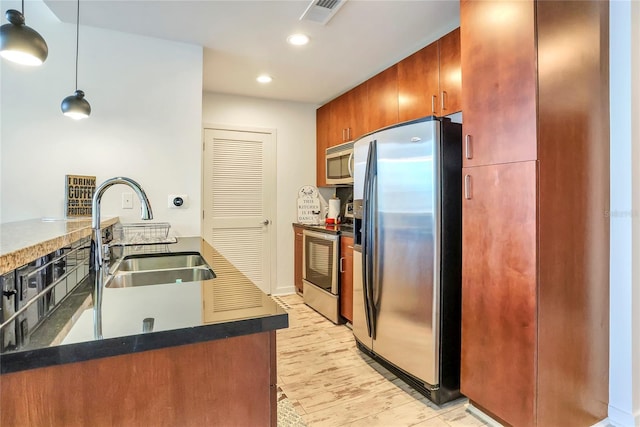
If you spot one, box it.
[328,198,341,220]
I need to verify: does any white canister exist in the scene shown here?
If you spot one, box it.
[328,197,341,221]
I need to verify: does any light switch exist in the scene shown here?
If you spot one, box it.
[122,192,133,209]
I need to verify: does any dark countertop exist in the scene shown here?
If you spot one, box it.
[0,237,288,374]
[293,222,354,238]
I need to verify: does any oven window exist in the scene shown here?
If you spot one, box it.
[304,235,335,292]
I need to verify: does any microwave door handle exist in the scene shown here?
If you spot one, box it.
[348,151,354,178]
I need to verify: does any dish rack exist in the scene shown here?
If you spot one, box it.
[112,222,177,246]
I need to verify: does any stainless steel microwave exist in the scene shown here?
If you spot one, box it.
[325,141,354,185]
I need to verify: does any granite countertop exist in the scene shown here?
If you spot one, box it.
[293,222,354,237]
[1,237,288,374]
[0,217,119,275]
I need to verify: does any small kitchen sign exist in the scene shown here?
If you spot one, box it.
[297,185,321,225]
[65,175,96,218]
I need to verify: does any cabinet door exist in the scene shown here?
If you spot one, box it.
[347,83,369,141]
[330,84,369,145]
[461,162,537,427]
[293,225,304,295]
[367,65,399,133]
[398,42,439,122]
[316,104,330,187]
[329,93,349,146]
[438,27,461,115]
[339,236,354,322]
[460,0,537,166]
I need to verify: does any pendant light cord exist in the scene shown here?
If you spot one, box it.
[21,0,24,14]
[74,0,80,91]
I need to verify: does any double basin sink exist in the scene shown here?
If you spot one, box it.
[105,252,216,288]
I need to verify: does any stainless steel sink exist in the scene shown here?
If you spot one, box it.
[106,267,215,288]
[116,253,207,272]
[105,251,215,288]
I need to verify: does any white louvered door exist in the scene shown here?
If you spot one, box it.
[203,127,276,294]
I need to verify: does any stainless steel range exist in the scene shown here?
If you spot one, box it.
[302,228,340,324]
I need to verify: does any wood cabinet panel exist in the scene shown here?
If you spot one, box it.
[1,332,277,427]
[316,104,330,187]
[460,0,537,166]
[438,27,461,115]
[461,162,537,427]
[329,83,369,146]
[398,42,439,122]
[367,65,399,132]
[535,1,610,425]
[339,236,354,322]
[293,225,304,295]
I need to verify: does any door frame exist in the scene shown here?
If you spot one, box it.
[201,123,277,294]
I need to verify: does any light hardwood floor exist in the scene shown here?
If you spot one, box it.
[275,294,489,427]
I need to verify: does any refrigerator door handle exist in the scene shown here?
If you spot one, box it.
[363,139,378,339]
[362,143,372,338]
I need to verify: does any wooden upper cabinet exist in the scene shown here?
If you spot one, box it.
[316,104,330,187]
[329,83,369,146]
[461,0,537,167]
[367,65,399,133]
[398,42,439,122]
[438,28,461,115]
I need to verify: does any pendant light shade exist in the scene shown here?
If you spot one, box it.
[61,90,91,120]
[0,8,48,66]
[62,0,90,120]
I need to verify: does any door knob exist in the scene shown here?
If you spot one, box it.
[261,219,270,225]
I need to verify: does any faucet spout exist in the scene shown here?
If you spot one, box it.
[91,177,153,270]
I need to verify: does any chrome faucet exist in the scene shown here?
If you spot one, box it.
[91,177,153,270]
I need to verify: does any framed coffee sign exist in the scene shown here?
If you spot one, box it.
[65,175,96,217]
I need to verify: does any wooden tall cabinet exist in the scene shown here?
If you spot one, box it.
[460,1,610,426]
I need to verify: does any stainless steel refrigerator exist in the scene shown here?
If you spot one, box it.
[352,116,462,405]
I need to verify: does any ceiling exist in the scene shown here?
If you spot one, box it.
[43,0,460,105]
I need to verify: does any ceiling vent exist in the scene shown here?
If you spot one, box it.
[300,0,347,25]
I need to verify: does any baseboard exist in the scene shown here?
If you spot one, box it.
[606,404,639,427]
[465,402,504,427]
[270,286,296,296]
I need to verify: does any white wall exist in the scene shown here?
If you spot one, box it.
[202,92,317,295]
[0,0,203,236]
[609,1,640,426]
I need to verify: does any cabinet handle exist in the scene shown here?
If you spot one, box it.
[465,135,473,160]
[348,127,351,141]
[342,128,346,141]
[347,245,353,249]
[464,174,472,200]
[441,91,447,111]
[339,257,345,273]
[431,95,437,114]
[296,233,303,237]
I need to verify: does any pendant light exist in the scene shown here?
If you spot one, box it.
[0,0,48,66]
[61,0,90,120]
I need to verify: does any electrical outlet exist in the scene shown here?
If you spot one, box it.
[168,194,188,209]
[122,192,133,209]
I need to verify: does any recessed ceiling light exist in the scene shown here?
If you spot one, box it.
[287,34,310,46]
[257,74,272,84]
